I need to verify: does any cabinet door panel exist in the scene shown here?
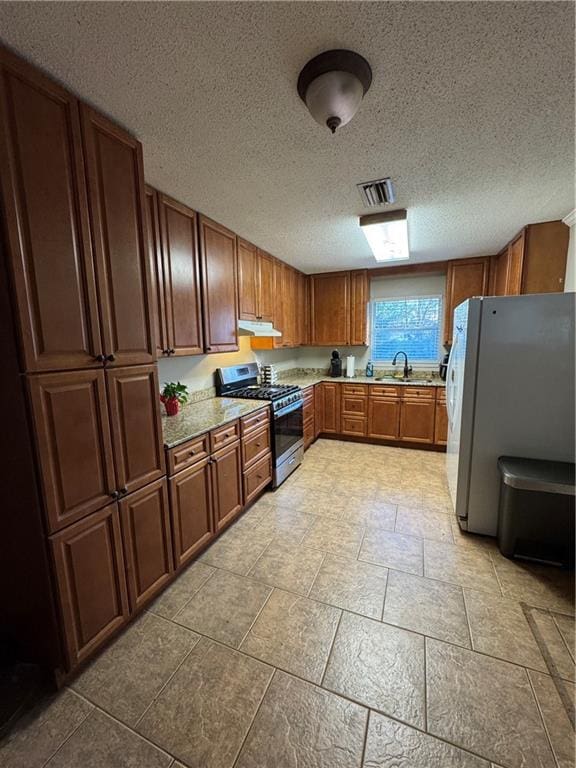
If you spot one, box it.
[350,270,368,345]
[120,478,173,610]
[199,216,239,353]
[160,194,203,355]
[107,365,165,495]
[170,458,214,569]
[341,416,367,437]
[258,250,275,322]
[506,232,524,295]
[434,401,448,446]
[243,453,272,506]
[399,400,435,444]
[314,383,324,437]
[444,258,490,345]
[368,398,400,440]
[145,186,167,357]
[0,50,102,371]
[341,394,368,416]
[238,238,258,321]
[28,370,116,532]
[321,382,341,434]
[211,441,243,530]
[310,273,350,345]
[50,504,129,670]
[81,105,155,366]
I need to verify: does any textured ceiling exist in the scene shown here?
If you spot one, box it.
[0,1,574,272]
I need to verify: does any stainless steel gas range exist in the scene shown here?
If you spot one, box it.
[216,363,304,487]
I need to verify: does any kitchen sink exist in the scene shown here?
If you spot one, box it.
[374,376,434,384]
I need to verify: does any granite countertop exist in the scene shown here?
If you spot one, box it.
[279,373,446,389]
[162,397,270,449]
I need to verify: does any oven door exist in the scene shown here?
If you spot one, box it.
[274,400,304,462]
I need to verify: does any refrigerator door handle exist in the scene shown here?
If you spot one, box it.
[446,337,457,425]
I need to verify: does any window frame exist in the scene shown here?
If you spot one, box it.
[369,294,444,366]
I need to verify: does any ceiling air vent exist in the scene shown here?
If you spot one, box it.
[357,177,396,207]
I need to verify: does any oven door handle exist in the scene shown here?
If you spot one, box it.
[274,400,303,418]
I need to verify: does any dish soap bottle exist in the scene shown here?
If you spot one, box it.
[365,360,374,377]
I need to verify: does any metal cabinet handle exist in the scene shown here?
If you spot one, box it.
[162,348,171,355]
[188,450,195,457]
[169,348,175,355]
[110,490,120,500]
[105,353,115,362]
[119,486,128,496]
[94,354,106,363]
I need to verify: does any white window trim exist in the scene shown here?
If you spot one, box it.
[369,294,444,366]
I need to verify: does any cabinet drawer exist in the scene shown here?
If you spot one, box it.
[241,408,270,436]
[167,434,209,476]
[242,423,271,469]
[341,394,368,416]
[210,419,240,452]
[303,399,315,422]
[369,385,400,399]
[302,385,315,403]
[342,384,368,396]
[436,386,446,402]
[401,387,435,400]
[243,453,272,506]
[341,415,367,437]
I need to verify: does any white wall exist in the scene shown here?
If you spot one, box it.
[563,211,576,292]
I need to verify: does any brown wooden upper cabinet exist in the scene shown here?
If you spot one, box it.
[491,221,569,297]
[443,257,490,346]
[310,270,368,346]
[145,187,167,357]
[146,189,204,357]
[81,105,155,367]
[238,241,276,324]
[198,215,239,353]
[0,47,103,373]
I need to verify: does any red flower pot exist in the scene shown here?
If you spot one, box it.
[161,396,180,416]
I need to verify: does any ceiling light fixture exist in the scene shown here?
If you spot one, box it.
[360,209,409,262]
[297,49,372,134]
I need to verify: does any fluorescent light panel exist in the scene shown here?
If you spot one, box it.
[359,209,409,262]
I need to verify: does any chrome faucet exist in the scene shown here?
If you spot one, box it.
[392,351,412,379]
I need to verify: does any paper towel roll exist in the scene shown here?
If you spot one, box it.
[346,355,355,378]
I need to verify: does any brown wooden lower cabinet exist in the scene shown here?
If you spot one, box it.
[434,399,448,446]
[314,384,324,437]
[211,440,243,531]
[242,423,271,468]
[303,417,315,449]
[399,398,436,444]
[169,457,214,569]
[119,478,174,610]
[321,382,341,433]
[50,503,129,670]
[244,453,273,506]
[367,397,401,440]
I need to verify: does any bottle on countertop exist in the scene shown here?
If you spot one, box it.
[365,360,374,377]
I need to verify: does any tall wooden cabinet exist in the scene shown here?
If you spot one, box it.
[238,241,275,323]
[0,47,169,681]
[309,270,368,346]
[198,215,239,353]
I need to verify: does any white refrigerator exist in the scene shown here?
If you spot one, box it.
[446,292,575,536]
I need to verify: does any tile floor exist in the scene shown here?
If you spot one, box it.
[2,440,575,768]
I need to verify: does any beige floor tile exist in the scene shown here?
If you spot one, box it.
[303,517,366,559]
[451,521,500,554]
[0,690,93,768]
[248,540,325,595]
[491,553,575,613]
[384,570,470,647]
[395,506,454,543]
[255,506,317,544]
[235,671,367,768]
[148,561,215,619]
[359,529,423,576]
[73,613,199,725]
[137,638,273,768]
[364,711,490,768]
[240,589,341,683]
[554,613,576,661]
[49,709,171,768]
[200,526,274,575]
[426,638,555,768]
[424,540,501,594]
[340,499,397,531]
[528,670,575,768]
[175,569,272,647]
[464,590,547,672]
[309,555,388,619]
[323,612,425,728]
[530,608,575,681]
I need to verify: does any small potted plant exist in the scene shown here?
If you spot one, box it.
[160,381,189,416]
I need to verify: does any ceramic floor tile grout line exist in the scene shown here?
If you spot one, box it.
[37,692,94,768]
[229,667,277,768]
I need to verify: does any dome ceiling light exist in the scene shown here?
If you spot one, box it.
[297,49,372,134]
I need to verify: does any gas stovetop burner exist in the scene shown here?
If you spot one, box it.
[232,384,301,401]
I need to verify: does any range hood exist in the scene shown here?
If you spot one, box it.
[238,319,282,337]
